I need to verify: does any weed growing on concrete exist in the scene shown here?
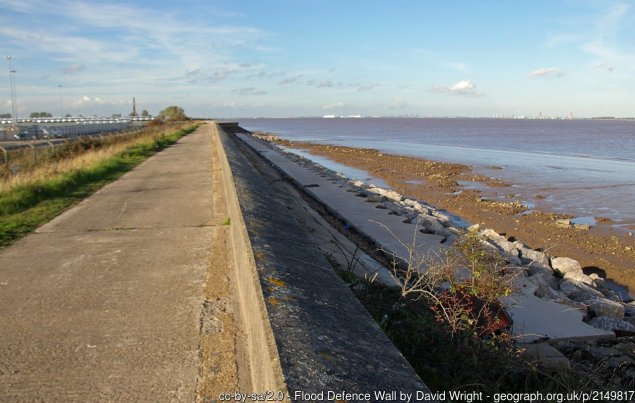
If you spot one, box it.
[222,217,231,226]
[373,220,517,338]
[326,232,361,274]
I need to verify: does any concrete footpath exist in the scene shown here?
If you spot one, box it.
[0,124,235,400]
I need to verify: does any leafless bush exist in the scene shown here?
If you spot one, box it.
[376,219,519,338]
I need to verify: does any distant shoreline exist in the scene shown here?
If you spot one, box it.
[232,116,635,121]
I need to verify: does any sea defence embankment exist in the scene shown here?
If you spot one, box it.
[225,125,616,342]
[215,122,430,396]
[226,122,635,385]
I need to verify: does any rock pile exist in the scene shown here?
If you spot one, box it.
[252,131,285,143]
[476,224,634,334]
[551,336,635,387]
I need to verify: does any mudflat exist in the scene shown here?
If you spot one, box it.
[286,141,635,294]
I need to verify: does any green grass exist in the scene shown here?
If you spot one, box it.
[0,124,198,248]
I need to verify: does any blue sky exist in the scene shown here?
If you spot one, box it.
[1,0,634,118]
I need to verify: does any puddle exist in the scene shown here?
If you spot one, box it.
[457,180,490,192]
[440,209,471,229]
[571,216,597,226]
[522,201,536,209]
[583,267,634,302]
[405,179,424,185]
[280,146,390,188]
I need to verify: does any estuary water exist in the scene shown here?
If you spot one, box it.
[241,118,635,230]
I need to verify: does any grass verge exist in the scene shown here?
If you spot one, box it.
[0,124,199,248]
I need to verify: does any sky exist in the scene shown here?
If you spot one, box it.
[1,0,634,118]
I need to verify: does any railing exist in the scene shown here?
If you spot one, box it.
[0,129,146,178]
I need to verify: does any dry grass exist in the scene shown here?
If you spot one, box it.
[0,124,185,193]
[0,122,199,247]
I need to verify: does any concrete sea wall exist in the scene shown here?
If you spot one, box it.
[215,122,430,397]
[213,124,287,392]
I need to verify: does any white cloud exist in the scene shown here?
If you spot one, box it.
[63,64,86,75]
[278,75,303,85]
[72,96,126,107]
[0,0,267,91]
[316,80,336,88]
[596,3,630,35]
[580,40,635,71]
[545,33,586,48]
[233,87,267,96]
[443,61,468,72]
[546,3,635,72]
[322,102,343,110]
[528,67,566,78]
[356,83,380,92]
[0,0,39,13]
[429,80,483,97]
[450,81,475,92]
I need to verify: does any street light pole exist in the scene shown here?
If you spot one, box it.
[58,85,64,118]
[4,56,18,129]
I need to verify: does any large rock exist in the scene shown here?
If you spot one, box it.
[467,224,480,232]
[527,272,559,297]
[431,211,451,223]
[481,228,506,243]
[526,262,554,277]
[563,271,594,286]
[367,187,403,202]
[505,277,614,342]
[365,193,383,203]
[521,343,570,370]
[519,247,550,266]
[559,279,604,301]
[504,254,523,266]
[551,297,588,313]
[589,316,635,332]
[555,219,572,228]
[402,199,431,215]
[483,230,520,257]
[600,288,623,302]
[535,284,567,301]
[551,257,583,276]
[585,346,622,362]
[497,239,520,256]
[625,302,635,317]
[351,180,366,188]
[447,226,463,236]
[581,297,625,320]
[418,217,446,234]
[484,238,522,265]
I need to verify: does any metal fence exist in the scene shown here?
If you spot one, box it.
[0,126,144,169]
[1,121,133,141]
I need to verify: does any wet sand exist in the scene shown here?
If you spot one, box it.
[282,140,635,294]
